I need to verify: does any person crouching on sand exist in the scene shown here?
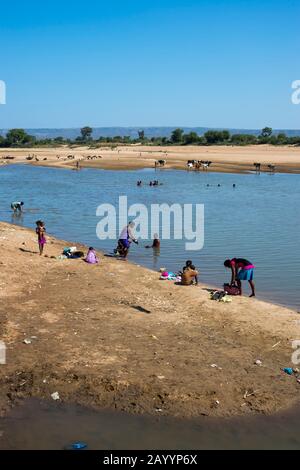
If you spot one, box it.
[181,262,198,286]
[85,247,99,264]
[35,220,47,256]
[224,258,255,297]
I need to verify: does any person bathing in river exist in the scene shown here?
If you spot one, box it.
[116,221,138,259]
[224,258,255,297]
[11,201,24,213]
[145,233,160,249]
[35,220,46,256]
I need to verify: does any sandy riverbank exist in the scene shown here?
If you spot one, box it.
[1,144,300,173]
[0,222,300,418]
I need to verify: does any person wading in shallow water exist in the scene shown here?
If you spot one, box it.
[224,258,255,297]
[11,201,24,213]
[116,221,138,259]
[145,233,160,249]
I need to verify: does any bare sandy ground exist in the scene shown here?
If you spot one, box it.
[1,144,300,173]
[0,222,300,418]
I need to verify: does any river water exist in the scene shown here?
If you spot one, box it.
[0,164,299,309]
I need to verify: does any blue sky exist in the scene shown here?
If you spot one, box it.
[0,0,299,129]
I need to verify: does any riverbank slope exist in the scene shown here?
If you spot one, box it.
[0,222,299,418]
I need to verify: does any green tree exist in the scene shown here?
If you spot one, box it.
[288,136,300,145]
[220,130,230,141]
[171,128,184,143]
[276,132,287,144]
[183,131,199,144]
[138,130,145,140]
[204,130,230,144]
[231,134,257,145]
[261,127,272,138]
[6,129,35,146]
[80,126,93,141]
[54,136,64,143]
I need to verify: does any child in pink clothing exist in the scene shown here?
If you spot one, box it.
[85,247,99,264]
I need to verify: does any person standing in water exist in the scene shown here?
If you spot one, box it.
[145,233,160,249]
[224,258,255,297]
[11,201,24,213]
[116,221,138,259]
[35,220,47,256]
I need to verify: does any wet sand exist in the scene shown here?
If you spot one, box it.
[1,144,300,173]
[0,222,300,419]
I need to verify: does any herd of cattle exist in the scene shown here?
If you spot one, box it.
[56,154,103,161]
[156,159,277,172]
[186,160,212,170]
[0,154,277,172]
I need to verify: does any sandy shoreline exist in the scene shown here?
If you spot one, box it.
[1,144,300,173]
[0,221,300,419]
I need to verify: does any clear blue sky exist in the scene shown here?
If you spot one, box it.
[0,0,299,129]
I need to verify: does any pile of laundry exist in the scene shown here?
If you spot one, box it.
[159,269,181,282]
[57,246,84,260]
[210,290,232,302]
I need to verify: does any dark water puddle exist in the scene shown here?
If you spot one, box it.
[0,399,300,449]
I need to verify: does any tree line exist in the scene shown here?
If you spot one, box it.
[0,126,299,148]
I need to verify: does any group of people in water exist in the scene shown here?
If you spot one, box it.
[114,222,161,258]
[137,181,236,188]
[137,180,162,187]
[11,202,255,297]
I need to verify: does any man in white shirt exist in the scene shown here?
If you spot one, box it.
[116,221,138,258]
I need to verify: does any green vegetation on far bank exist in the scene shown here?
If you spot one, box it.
[0,126,300,149]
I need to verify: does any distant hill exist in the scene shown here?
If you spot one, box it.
[1,127,300,139]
